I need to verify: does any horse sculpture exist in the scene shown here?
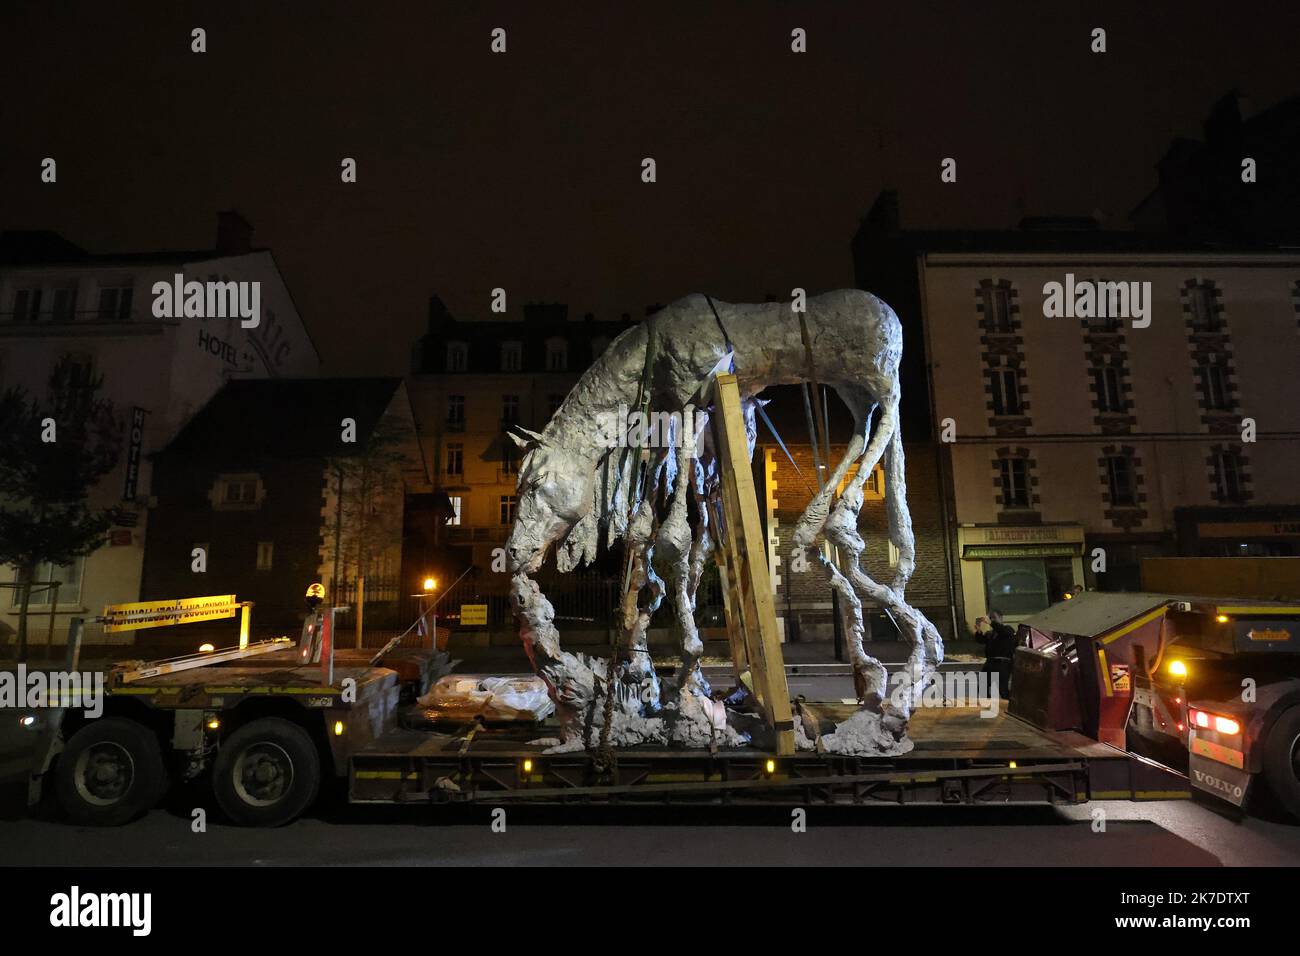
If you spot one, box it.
[505,289,944,755]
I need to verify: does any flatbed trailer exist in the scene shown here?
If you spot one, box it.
[347,705,1186,808]
[24,646,1188,825]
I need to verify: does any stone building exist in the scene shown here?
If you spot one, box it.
[0,213,319,645]
[853,190,1300,633]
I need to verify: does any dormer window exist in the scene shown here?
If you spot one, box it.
[501,341,522,372]
[96,282,133,322]
[545,338,568,371]
[446,341,468,372]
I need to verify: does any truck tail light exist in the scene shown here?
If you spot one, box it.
[1190,709,1240,736]
[1214,716,1241,735]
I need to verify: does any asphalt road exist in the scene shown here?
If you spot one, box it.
[3,792,1299,867]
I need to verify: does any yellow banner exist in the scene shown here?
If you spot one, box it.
[460,604,488,626]
[103,595,238,632]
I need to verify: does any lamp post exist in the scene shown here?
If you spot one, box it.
[422,576,437,649]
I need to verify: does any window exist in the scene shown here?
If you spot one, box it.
[501,341,522,372]
[547,393,564,417]
[502,444,519,475]
[447,495,462,526]
[445,442,463,476]
[500,495,518,525]
[1087,311,1121,333]
[223,479,258,505]
[546,338,568,371]
[1094,365,1123,413]
[446,394,465,431]
[256,541,274,571]
[1213,450,1244,502]
[990,367,1022,416]
[63,352,96,390]
[502,394,519,424]
[10,559,83,607]
[983,286,1013,332]
[1197,362,1230,410]
[212,475,261,510]
[97,284,133,322]
[446,341,468,372]
[998,458,1030,508]
[1105,455,1136,506]
[11,288,42,322]
[50,283,77,322]
[984,558,1048,618]
[1188,284,1219,333]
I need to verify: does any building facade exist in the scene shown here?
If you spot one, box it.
[406,295,633,575]
[854,192,1300,632]
[0,214,320,645]
[141,378,425,632]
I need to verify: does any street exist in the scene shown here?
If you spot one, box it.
[3,792,1299,867]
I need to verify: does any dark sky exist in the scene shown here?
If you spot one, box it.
[3,1,1296,374]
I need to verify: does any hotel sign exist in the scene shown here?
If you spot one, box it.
[122,407,146,501]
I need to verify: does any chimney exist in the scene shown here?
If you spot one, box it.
[1204,90,1244,148]
[864,188,901,235]
[215,210,253,255]
[427,294,454,331]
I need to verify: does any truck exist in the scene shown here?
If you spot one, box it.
[18,592,1207,827]
[1013,588,1300,819]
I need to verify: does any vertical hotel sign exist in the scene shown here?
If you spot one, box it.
[123,407,147,500]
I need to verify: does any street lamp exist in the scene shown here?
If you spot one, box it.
[421,576,439,648]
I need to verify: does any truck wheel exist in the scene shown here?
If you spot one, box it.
[55,718,168,826]
[212,718,320,827]
[1262,706,1300,820]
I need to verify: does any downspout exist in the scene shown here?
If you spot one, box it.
[917,252,962,641]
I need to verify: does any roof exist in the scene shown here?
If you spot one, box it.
[1020,591,1180,639]
[0,230,265,267]
[853,226,1295,258]
[159,378,405,461]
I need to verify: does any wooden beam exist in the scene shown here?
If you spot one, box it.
[711,373,795,754]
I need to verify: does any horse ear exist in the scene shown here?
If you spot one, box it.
[507,431,534,450]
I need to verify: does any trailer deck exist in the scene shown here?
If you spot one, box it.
[349,705,1190,807]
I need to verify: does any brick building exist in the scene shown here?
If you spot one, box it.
[406,295,633,575]
[755,389,960,646]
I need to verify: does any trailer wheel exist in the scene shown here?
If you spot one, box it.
[1262,706,1300,820]
[212,718,320,827]
[54,718,168,826]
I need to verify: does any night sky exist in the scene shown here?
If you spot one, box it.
[3,1,1296,374]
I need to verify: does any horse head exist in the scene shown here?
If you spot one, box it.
[504,426,593,573]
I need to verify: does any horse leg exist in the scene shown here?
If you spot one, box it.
[824,396,942,715]
[510,520,605,752]
[883,423,945,671]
